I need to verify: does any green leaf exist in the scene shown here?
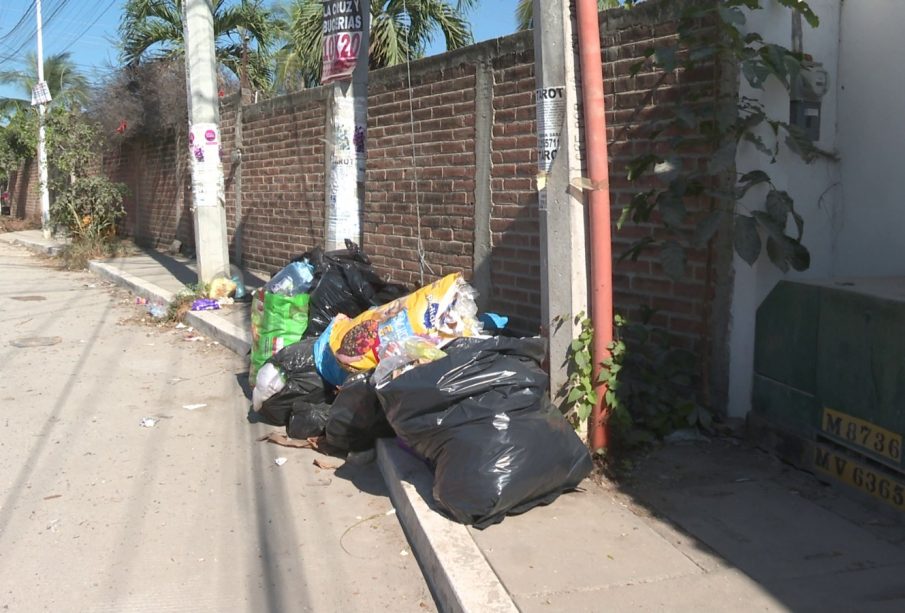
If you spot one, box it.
[791,209,804,241]
[718,6,746,26]
[789,239,811,271]
[776,0,820,27]
[577,401,593,422]
[693,211,722,247]
[570,339,585,352]
[734,214,761,265]
[619,236,655,262]
[752,210,787,241]
[567,387,584,404]
[654,46,678,71]
[660,240,686,280]
[741,59,770,89]
[627,154,660,181]
[765,236,790,272]
[736,169,771,198]
[765,189,793,226]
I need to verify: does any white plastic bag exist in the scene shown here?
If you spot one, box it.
[252,363,287,411]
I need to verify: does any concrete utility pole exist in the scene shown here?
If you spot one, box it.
[35,0,51,237]
[533,0,589,402]
[323,1,370,251]
[183,0,230,284]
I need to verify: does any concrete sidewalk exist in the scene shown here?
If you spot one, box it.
[5,229,905,612]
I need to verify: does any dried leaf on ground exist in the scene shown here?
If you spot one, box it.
[313,458,341,470]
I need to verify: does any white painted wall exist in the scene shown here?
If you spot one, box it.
[726,0,905,417]
[726,0,843,417]
[833,1,905,276]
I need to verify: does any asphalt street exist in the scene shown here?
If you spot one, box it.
[0,241,435,612]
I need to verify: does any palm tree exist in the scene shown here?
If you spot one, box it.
[515,0,622,31]
[118,0,276,91]
[273,0,477,91]
[0,52,90,114]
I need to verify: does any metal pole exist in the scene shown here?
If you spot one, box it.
[183,0,230,284]
[575,0,614,453]
[35,0,51,237]
[533,0,589,406]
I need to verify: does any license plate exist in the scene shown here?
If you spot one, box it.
[814,445,905,512]
[821,408,902,465]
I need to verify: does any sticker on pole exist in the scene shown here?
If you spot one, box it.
[188,123,224,208]
[31,81,52,106]
[536,86,565,173]
[322,0,364,84]
[536,85,565,210]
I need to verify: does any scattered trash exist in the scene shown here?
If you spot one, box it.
[139,417,158,428]
[11,295,46,301]
[313,458,340,470]
[325,373,394,452]
[147,303,167,318]
[190,298,220,311]
[184,335,205,342]
[274,457,288,466]
[400,550,409,557]
[249,288,310,378]
[327,272,480,376]
[251,363,286,412]
[734,477,753,483]
[10,336,62,348]
[208,276,237,300]
[258,432,341,455]
[43,494,62,500]
[175,322,187,329]
[253,339,334,440]
[378,337,593,529]
[266,261,314,296]
[136,297,149,305]
[182,403,207,411]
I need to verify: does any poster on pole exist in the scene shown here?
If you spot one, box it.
[321,0,364,84]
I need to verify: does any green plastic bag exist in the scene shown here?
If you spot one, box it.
[249,291,310,378]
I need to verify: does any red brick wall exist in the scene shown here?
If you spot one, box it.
[489,41,542,333]
[602,2,722,353]
[365,62,478,288]
[11,0,725,358]
[235,89,329,273]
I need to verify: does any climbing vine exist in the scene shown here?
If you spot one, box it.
[620,0,830,277]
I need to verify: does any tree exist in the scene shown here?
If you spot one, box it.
[118,0,276,91]
[515,0,622,32]
[0,52,90,114]
[273,0,477,90]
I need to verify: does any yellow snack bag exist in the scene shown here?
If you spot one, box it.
[327,273,480,373]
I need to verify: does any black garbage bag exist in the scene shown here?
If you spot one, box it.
[326,373,395,452]
[377,337,593,529]
[257,339,335,436]
[287,397,332,439]
[295,241,409,337]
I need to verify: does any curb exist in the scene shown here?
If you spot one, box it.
[377,440,519,613]
[0,233,66,256]
[88,260,251,358]
[85,254,515,613]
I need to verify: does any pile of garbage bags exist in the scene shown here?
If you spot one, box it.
[249,242,592,528]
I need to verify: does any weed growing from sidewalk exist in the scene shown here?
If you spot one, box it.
[57,237,133,270]
[166,283,208,323]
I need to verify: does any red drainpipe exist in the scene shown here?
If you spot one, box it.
[575,0,613,453]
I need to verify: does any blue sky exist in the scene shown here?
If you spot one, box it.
[0,0,522,101]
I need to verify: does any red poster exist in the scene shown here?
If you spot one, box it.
[322,0,364,84]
